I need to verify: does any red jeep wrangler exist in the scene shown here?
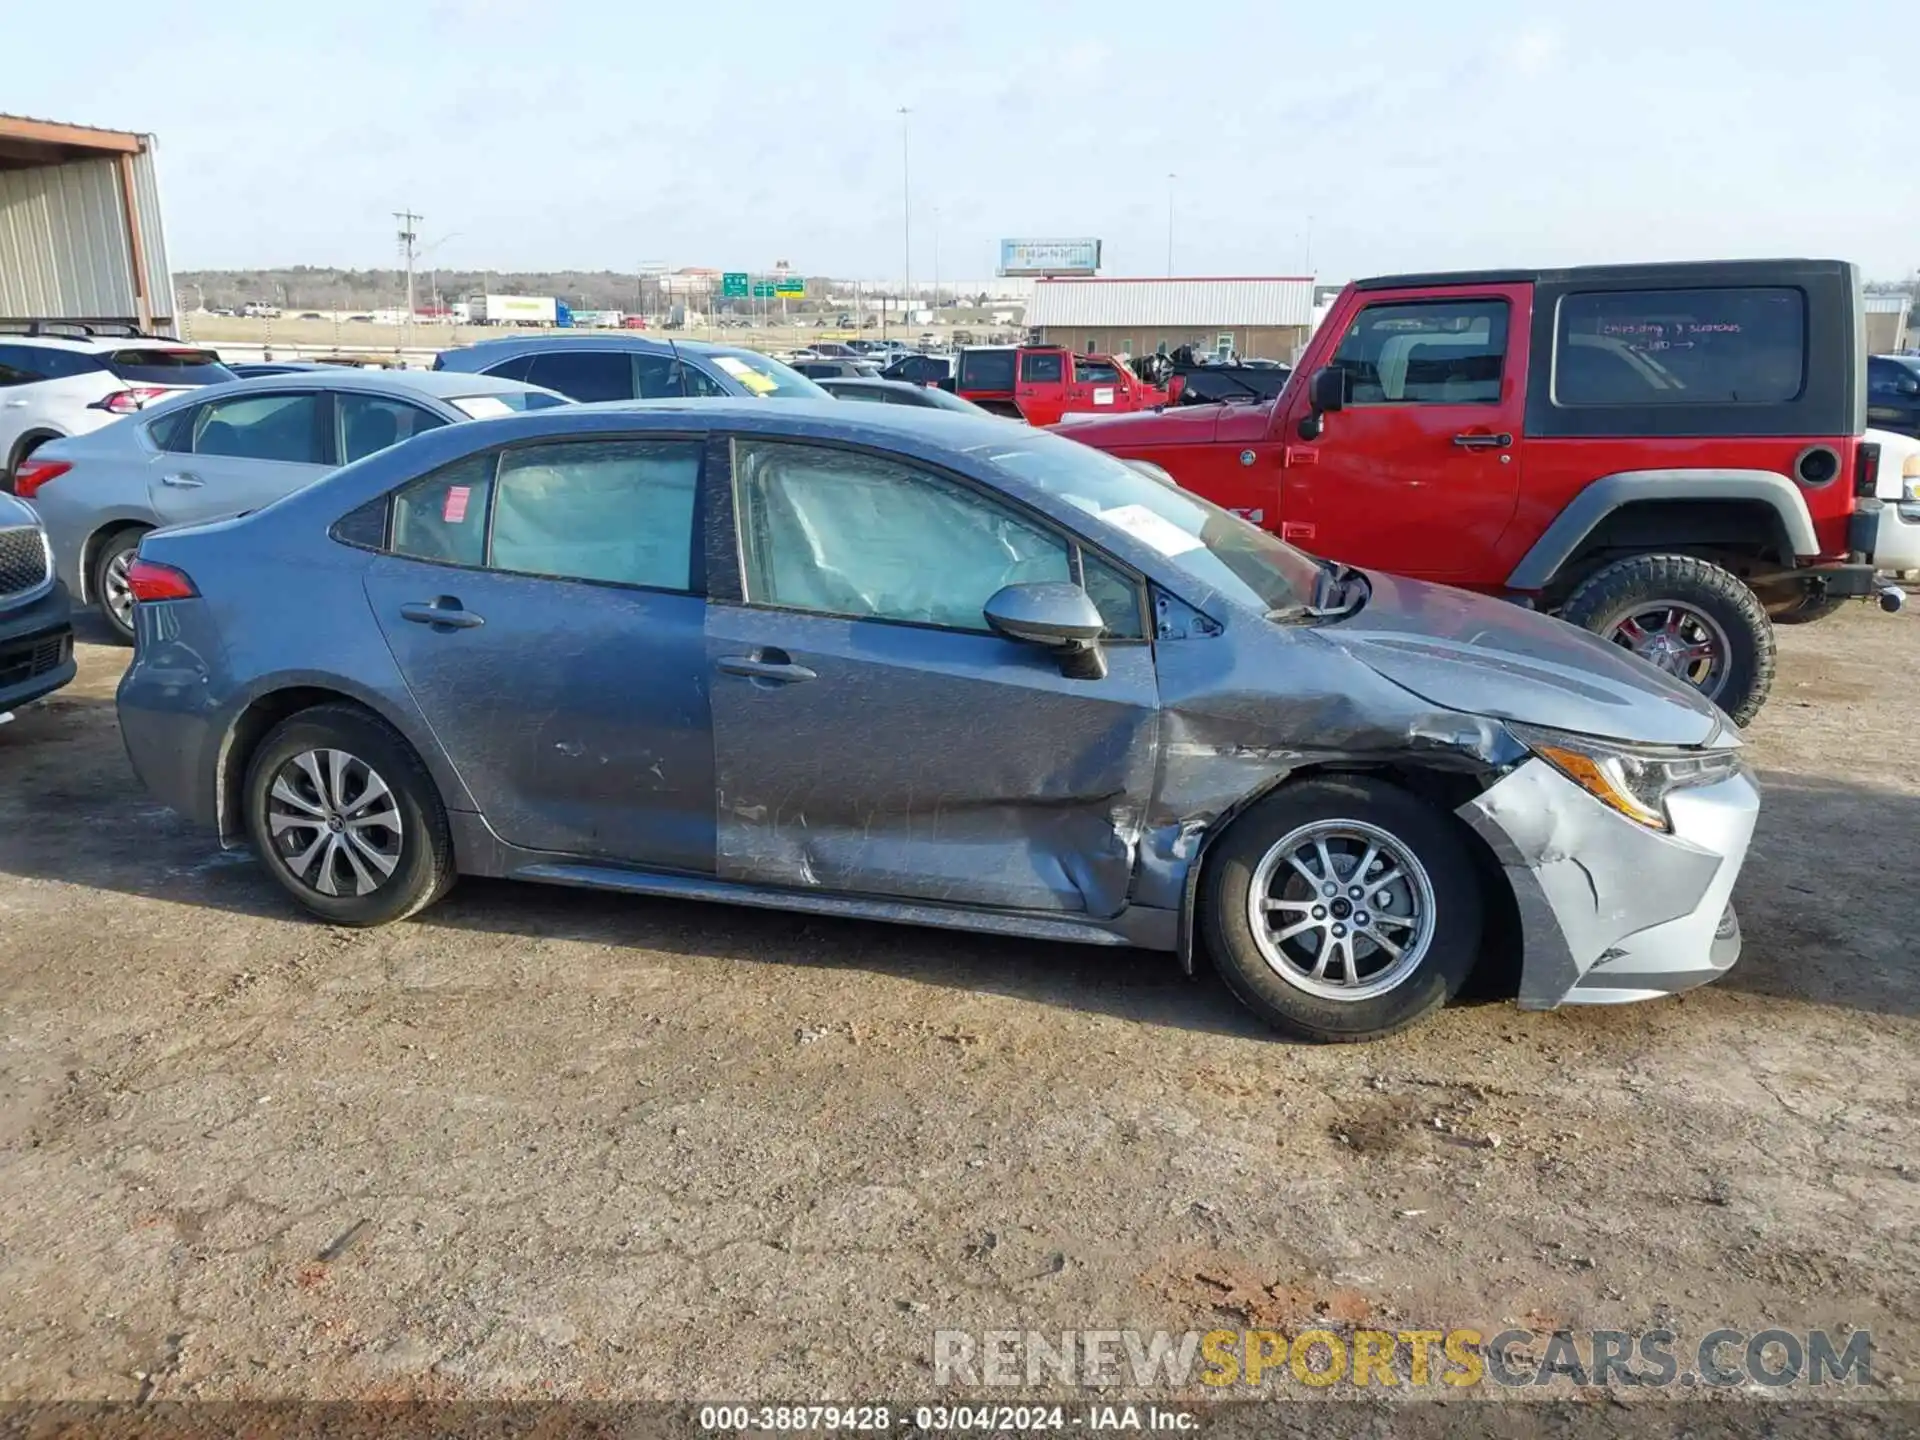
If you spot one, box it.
[956,344,1167,426]
[1057,260,1901,724]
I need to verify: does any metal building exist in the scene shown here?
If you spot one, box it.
[1024,276,1316,362]
[0,114,176,334]
[1865,293,1912,356]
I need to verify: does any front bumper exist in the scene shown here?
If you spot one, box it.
[0,581,76,712]
[1457,757,1758,1009]
[1868,497,1920,573]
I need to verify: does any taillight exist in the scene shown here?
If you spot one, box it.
[12,458,71,500]
[125,558,198,602]
[1855,440,1882,499]
[92,386,172,415]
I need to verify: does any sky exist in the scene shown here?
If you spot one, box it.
[5,0,1916,284]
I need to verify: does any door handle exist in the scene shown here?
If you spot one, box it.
[2,399,27,408]
[718,650,816,684]
[400,598,485,630]
[1451,432,1513,450]
[160,472,205,487]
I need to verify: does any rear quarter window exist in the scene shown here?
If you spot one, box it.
[1552,288,1806,406]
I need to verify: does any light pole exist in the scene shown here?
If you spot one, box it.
[1166,173,1176,278]
[898,106,912,322]
[932,205,940,317]
[418,232,463,321]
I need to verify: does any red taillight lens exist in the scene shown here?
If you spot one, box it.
[12,458,71,500]
[94,386,172,415]
[125,558,198,603]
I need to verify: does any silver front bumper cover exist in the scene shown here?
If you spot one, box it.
[1457,758,1759,1009]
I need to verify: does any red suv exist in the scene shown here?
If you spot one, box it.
[1057,260,1896,724]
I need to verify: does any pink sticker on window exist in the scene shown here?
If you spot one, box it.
[442,485,470,523]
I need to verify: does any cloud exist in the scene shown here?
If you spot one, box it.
[1506,27,1563,78]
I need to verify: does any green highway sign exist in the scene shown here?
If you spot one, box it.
[774,276,805,297]
[721,272,749,297]
[751,281,777,298]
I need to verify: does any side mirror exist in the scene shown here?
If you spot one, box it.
[983,582,1108,680]
[1299,364,1346,440]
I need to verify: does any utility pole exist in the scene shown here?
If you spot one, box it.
[898,107,912,320]
[932,205,940,315]
[1166,174,1176,278]
[394,209,421,350]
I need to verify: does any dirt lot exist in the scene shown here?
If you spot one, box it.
[1,606,1916,1416]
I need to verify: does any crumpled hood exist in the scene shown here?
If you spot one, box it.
[1319,571,1728,747]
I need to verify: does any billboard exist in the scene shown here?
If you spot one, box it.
[998,238,1102,277]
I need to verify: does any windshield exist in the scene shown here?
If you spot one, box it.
[964,430,1321,613]
[106,348,236,386]
[920,387,993,415]
[699,348,828,399]
[449,391,570,419]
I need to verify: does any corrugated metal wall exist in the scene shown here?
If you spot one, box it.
[0,148,174,327]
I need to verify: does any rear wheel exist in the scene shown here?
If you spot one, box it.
[91,528,147,644]
[1202,777,1484,1042]
[1558,553,1774,725]
[243,703,455,926]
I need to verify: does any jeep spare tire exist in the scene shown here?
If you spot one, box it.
[1558,553,1775,726]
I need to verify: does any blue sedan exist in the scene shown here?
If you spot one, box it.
[116,402,1757,1040]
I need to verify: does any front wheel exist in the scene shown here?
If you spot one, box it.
[243,703,455,926]
[1557,554,1775,726]
[1202,777,1485,1042]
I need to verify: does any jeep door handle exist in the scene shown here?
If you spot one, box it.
[160,472,205,487]
[400,599,485,630]
[718,652,817,684]
[1452,432,1513,450]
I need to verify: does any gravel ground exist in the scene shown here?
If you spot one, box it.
[0,606,1916,1421]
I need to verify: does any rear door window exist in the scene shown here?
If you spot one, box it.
[1329,300,1509,404]
[1553,288,1806,405]
[105,348,236,386]
[390,451,497,567]
[960,350,1016,391]
[524,350,635,403]
[190,392,329,464]
[1020,352,1064,384]
[339,393,448,462]
[489,439,702,591]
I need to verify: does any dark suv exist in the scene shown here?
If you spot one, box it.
[1869,354,1920,438]
[432,335,827,403]
[0,491,74,715]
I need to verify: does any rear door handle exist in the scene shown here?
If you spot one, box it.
[400,599,485,630]
[161,472,204,487]
[1451,432,1513,450]
[718,652,816,684]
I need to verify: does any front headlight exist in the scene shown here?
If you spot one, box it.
[1507,722,1744,831]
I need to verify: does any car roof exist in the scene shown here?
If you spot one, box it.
[437,333,762,361]
[1875,353,1920,368]
[1355,257,1856,291]
[199,368,547,399]
[0,334,209,353]
[817,377,929,393]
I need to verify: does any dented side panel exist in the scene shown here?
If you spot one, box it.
[707,603,1158,916]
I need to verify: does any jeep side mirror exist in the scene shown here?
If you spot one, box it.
[983,582,1108,680]
[1300,365,1346,440]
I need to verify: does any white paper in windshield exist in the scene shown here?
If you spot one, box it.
[452,395,513,419]
[1099,503,1203,557]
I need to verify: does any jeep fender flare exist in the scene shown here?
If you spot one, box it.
[1504,469,1820,592]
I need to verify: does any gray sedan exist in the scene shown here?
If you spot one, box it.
[22,369,565,640]
[115,401,1757,1041]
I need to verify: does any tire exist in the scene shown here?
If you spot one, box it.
[1557,553,1775,726]
[90,527,147,645]
[1202,776,1484,1043]
[1763,589,1848,626]
[242,702,455,926]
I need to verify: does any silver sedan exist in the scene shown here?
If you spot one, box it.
[18,369,566,640]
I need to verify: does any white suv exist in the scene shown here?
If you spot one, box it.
[0,332,237,489]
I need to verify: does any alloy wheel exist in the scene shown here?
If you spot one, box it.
[265,748,403,897]
[1245,820,1436,1001]
[1606,601,1731,699]
[103,549,135,632]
